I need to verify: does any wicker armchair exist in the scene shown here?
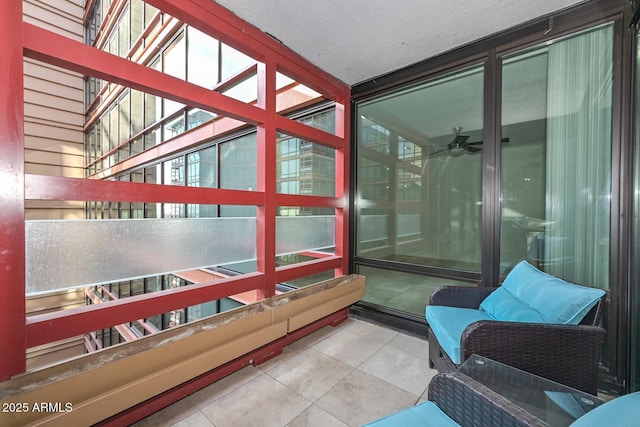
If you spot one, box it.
[427,285,606,395]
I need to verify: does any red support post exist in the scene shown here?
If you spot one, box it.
[0,0,26,381]
[256,61,278,298]
[335,101,351,276]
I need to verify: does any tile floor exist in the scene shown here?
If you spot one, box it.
[132,317,438,427]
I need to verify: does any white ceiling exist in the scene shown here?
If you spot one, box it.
[215,0,586,86]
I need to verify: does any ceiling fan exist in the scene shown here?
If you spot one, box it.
[427,126,509,158]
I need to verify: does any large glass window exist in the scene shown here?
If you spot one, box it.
[187,27,218,89]
[357,265,474,316]
[276,109,336,199]
[163,33,186,116]
[220,132,257,217]
[356,66,484,272]
[500,24,613,289]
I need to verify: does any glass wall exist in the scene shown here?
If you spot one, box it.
[500,24,613,288]
[355,66,484,316]
[354,23,615,322]
[356,66,484,272]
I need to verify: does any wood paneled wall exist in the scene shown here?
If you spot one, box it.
[23,0,85,220]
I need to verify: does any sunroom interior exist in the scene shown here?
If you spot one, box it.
[1,0,640,425]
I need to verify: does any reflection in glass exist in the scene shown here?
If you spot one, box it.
[187,147,217,218]
[187,108,216,130]
[276,109,336,200]
[187,26,218,89]
[163,113,186,140]
[164,156,185,218]
[220,43,256,81]
[220,132,257,217]
[500,24,613,289]
[163,33,186,116]
[357,265,473,316]
[356,66,484,272]
[222,75,258,103]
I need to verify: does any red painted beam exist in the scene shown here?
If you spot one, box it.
[25,174,263,205]
[143,0,350,102]
[22,23,265,126]
[275,193,344,209]
[26,273,264,348]
[276,115,345,150]
[298,251,335,259]
[0,0,26,381]
[275,256,343,283]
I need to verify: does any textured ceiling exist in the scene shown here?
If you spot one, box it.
[215,0,586,86]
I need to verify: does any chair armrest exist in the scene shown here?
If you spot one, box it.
[461,321,606,394]
[428,372,549,427]
[429,286,498,309]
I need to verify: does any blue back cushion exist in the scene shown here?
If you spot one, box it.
[570,391,640,427]
[480,260,605,324]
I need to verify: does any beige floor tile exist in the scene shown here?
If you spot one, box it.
[311,320,397,367]
[286,405,349,427]
[315,369,418,426]
[188,365,264,410]
[171,410,215,427]
[133,319,435,427]
[265,347,354,401]
[286,325,342,351]
[386,332,430,360]
[200,372,311,427]
[359,336,435,396]
[256,344,306,374]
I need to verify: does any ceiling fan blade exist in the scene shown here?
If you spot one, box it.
[466,146,482,153]
[466,137,510,146]
[448,134,469,147]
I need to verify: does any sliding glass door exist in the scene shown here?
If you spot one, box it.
[500,24,613,290]
[357,66,484,271]
[354,24,615,320]
[355,66,484,315]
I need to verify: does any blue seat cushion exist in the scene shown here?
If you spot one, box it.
[426,305,492,364]
[480,260,605,324]
[570,391,640,426]
[363,401,461,426]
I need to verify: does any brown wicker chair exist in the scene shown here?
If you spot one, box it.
[427,285,606,395]
[428,372,550,427]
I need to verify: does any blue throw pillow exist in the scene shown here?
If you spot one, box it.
[480,260,605,324]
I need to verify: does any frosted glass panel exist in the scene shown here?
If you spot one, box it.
[276,215,335,255]
[26,216,336,295]
[359,214,388,244]
[26,218,256,295]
